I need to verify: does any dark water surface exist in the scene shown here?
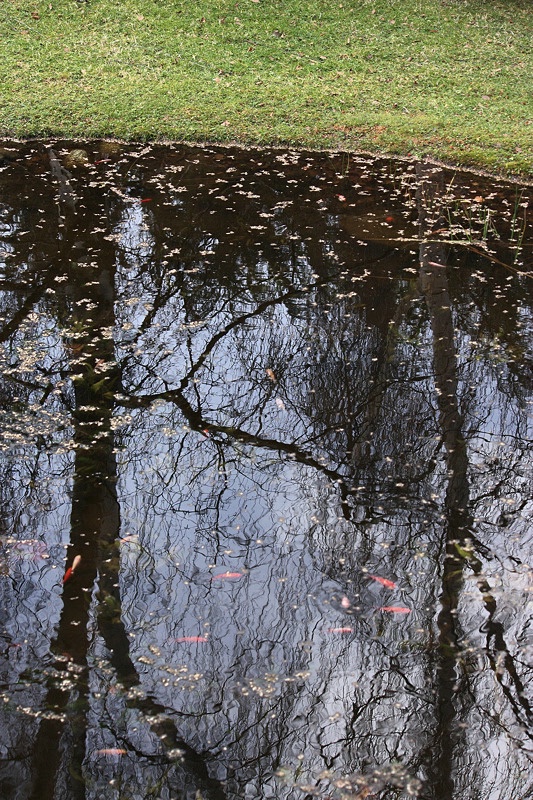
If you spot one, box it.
[0,141,532,800]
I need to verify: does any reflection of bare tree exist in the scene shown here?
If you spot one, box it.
[416,164,471,798]
[0,143,531,800]
[0,152,227,799]
[417,165,532,798]
[26,166,121,798]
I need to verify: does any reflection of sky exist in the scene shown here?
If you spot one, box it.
[0,143,531,799]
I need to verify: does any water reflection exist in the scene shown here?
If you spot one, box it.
[0,141,531,800]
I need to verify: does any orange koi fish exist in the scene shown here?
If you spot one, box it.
[368,574,397,590]
[327,627,354,634]
[63,554,82,584]
[211,572,244,581]
[174,636,208,643]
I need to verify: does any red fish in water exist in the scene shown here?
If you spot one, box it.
[211,571,244,581]
[96,748,127,756]
[378,606,411,614]
[63,554,82,584]
[368,574,397,590]
[174,636,208,643]
[327,627,354,634]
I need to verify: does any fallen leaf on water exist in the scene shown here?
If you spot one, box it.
[211,571,244,581]
[368,574,397,590]
[265,368,277,383]
[378,606,411,614]
[327,627,354,634]
[174,636,208,643]
[453,541,474,560]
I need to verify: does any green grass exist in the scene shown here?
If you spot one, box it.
[1,0,532,176]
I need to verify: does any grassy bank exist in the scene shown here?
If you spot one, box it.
[1,0,532,176]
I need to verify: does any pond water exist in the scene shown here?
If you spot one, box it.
[0,141,532,800]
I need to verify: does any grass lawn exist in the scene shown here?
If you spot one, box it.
[1,0,532,176]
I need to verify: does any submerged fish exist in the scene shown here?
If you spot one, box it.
[378,606,411,614]
[211,571,244,581]
[368,574,397,590]
[174,636,208,643]
[63,554,82,584]
[327,627,354,634]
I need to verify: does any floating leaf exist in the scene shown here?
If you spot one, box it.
[265,368,277,383]
[119,534,139,544]
[453,541,474,560]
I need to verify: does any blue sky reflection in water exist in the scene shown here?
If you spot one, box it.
[0,141,532,800]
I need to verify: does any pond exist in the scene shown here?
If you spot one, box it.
[0,141,532,800]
